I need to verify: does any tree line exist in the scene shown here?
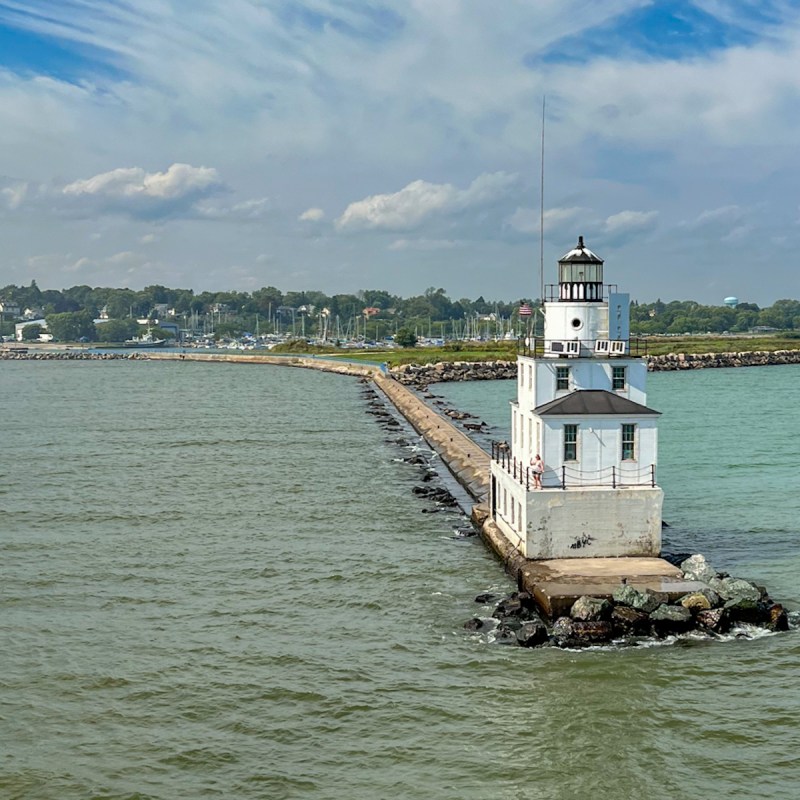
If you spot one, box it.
[1,280,799,341]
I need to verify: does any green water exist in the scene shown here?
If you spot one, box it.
[2,360,799,799]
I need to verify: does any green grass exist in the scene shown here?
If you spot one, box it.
[341,341,517,367]
[640,334,800,357]
[272,334,800,367]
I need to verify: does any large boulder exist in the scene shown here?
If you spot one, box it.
[493,625,519,646]
[679,592,713,613]
[696,607,731,634]
[650,604,693,636]
[767,604,790,632]
[612,585,667,614]
[680,554,717,583]
[713,577,762,603]
[493,593,538,622]
[610,605,651,636]
[723,597,769,625]
[570,595,612,621]
[552,617,613,647]
[516,619,549,648]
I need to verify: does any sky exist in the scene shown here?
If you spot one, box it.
[1,0,800,306]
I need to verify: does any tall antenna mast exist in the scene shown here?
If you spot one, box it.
[539,95,546,311]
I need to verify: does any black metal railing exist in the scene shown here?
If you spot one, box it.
[491,441,656,489]
[516,336,649,358]
[543,283,618,303]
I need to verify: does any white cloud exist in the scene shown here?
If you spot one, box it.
[336,172,517,231]
[604,210,659,235]
[140,233,158,244]
[57,163,224,219]
[63,163,220,200]
[299,207,325,222]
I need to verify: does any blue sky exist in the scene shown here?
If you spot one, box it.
[1,0,800,305]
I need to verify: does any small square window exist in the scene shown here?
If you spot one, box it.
[612,366,626,391]
[556,366,569,391]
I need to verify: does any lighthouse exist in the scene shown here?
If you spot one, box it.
[489,236,663,558]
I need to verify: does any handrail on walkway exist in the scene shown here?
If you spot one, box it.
[491,441,656,489]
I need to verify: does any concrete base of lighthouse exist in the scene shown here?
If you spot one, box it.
[491,465,663,559]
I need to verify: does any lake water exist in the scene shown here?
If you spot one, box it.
[2,360,800,800]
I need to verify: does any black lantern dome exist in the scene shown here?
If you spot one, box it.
[557,236,604,301]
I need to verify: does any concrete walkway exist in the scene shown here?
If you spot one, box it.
[373,373,490,502]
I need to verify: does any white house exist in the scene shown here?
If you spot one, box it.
[0,301,21,319]
[490,236,663,559]
[15,319,52,342]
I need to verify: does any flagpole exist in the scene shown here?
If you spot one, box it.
[538,95,546,339]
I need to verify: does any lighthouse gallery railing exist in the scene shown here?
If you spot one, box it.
[491,442,656,489]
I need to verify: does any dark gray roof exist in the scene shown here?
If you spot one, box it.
[558,235,604,264]
[534,390,660,417]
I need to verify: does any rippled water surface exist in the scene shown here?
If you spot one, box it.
[2,360,800,799]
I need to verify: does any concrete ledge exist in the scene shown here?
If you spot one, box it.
[520,558,707,619]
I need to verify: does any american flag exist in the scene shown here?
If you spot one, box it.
[519,303,532,317]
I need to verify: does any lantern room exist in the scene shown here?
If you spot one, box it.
[558,235,604,302]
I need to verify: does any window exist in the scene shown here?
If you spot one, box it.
[612,365,626,391]
[564,424,577,461]
[622,424,636,460]
[556,366,569,391]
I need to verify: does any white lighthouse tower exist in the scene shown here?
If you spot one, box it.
[489,236,663,559]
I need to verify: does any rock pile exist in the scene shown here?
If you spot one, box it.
[391,360,516,389]
[390,350,800,388]
[0,350,141,360]
[465,554,790,648]
[647,349,800,371]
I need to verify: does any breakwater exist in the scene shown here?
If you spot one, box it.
[0,350,148,360]
[391,349,800,387]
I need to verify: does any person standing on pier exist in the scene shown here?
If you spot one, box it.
[531,454,544,489]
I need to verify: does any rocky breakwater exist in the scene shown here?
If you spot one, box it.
[391,360,515,389]
[648,349,800,371]
[390,349,800,387]
[465,554,791,648]
[0,350,141,361]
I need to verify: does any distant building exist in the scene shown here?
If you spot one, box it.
[15,319,51,342]
[0,301,21,319]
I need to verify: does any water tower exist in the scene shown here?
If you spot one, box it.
[724,296,739,308]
